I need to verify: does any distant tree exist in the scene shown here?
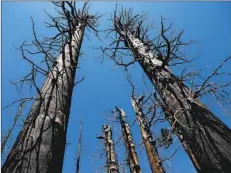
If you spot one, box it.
[104,6,231,173]
[131,95,165,173]
[76,121,83,173]
[97,125,120,173]
[2,2,99,173]
[127,74,169,173]
[114,107,142,173]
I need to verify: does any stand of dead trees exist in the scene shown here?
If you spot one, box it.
[2,2,99,173]
[2,2,231,173]
[103,6,231,173]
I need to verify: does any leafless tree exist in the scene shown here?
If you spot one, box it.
[114,107,142,173]
[2,2,99,173]
[126,74,169,173]
[97,125,120,173]
[131,95,165,173]
[103,6,231,173]
[76,121,83,173]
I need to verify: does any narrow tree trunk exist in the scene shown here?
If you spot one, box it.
[103,125,119,173]
[131,98,165,173]
[76,121,83,173]
[116,107,142,173]
[2,23,85,173]
[115,23,231,173]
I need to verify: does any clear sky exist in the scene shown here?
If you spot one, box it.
[2,2,231,173]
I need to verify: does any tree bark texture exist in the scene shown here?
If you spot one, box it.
[2,23,85,173]
[116,107,142,173]
[115,22,231,173]
[103,125,119,173]
[131,98,165,173]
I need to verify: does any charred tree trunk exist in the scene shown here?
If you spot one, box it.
[76,121,83,173]
[114,22,231,173]
[131,98,165,173]
[102,125,119,173]
[115,107,142,173]
[2,23,85,173]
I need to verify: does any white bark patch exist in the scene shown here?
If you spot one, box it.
[54,111,66,127]
[120,108,127,119]
[122,31,163,67]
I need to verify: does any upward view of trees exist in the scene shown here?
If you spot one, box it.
[106,7,231,173]
[2,2,231,173]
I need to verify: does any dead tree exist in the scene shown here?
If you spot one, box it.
[76,121,83,173]
[127,75,166,173]
[104,7,231,173]
[2,2,99,173]
[131,96,165,173]
[98,125,119,173]
[114,107,142,173]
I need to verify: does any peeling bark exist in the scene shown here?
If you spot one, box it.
[131,98,165,173]
[115,22,231,173]
[2,24,85,173]
[116,107,142,173]
[103,125,119,173]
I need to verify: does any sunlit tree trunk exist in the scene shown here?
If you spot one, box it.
[2,23,85,173]
[103,125,119,173]
[115,22,231,173]
[131,98,165,173]
[116,107,142,173]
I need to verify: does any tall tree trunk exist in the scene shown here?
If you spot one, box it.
[131,98,165,173]
[2,23,85,173]
[103,125,119,173]
[115,22,231,173]
[116,107,142,173]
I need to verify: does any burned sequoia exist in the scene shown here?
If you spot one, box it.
[108,8,231,173]
[2,2,99,173]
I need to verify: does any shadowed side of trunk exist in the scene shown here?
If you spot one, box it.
[2,22,85,173]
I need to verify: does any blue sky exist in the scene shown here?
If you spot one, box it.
[2,2,231,173]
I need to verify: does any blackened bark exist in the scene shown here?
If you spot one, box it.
[131,98,165,173]
[103,125,119,173]
[115,22,231,173]
[116,107,142,173]
[76,121,83,173]
[2,24,85,173]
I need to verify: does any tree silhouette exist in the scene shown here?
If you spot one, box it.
[103,6,231,173]
[2,2,99,173]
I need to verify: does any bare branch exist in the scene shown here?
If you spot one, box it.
[194,55,231,98]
